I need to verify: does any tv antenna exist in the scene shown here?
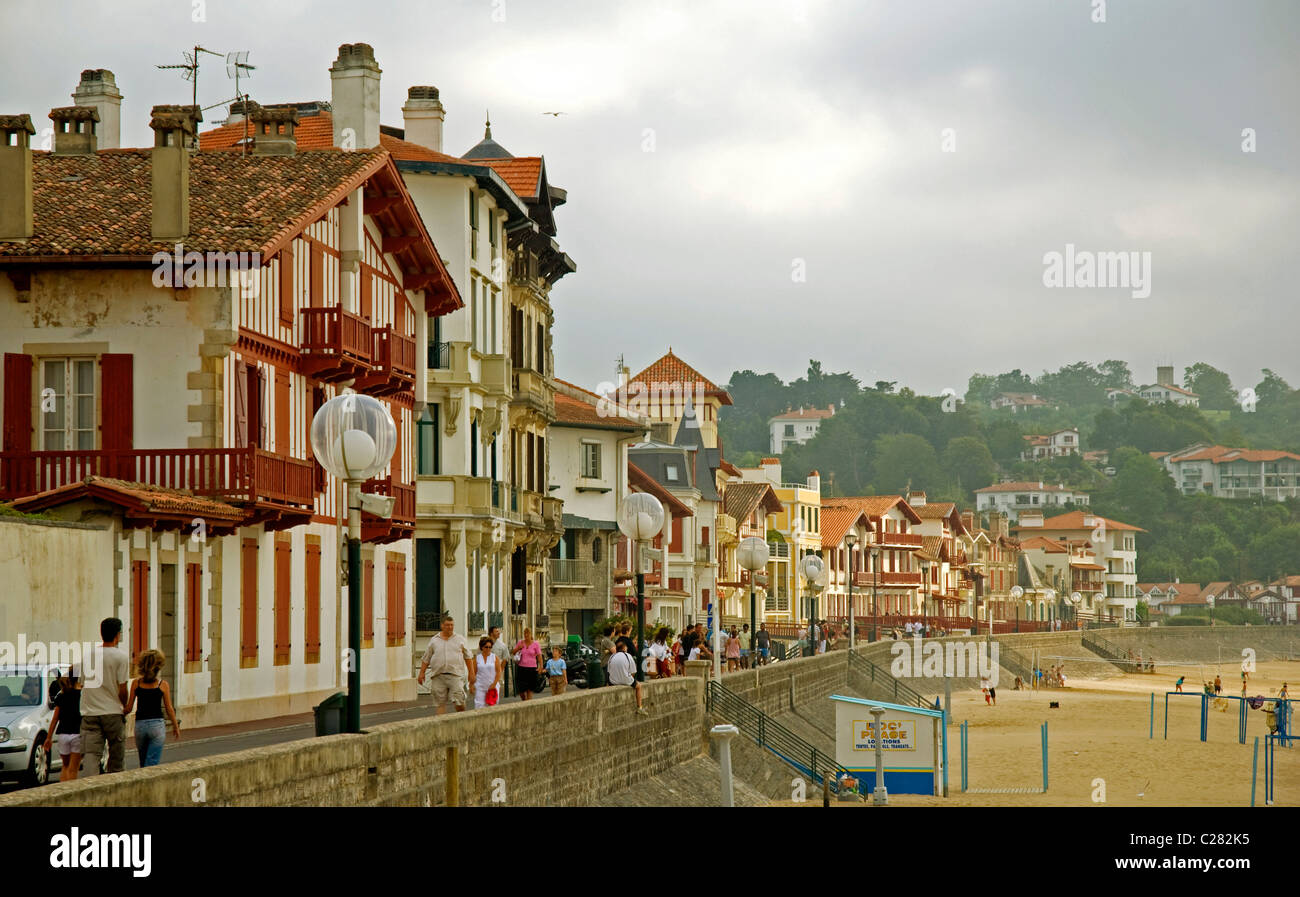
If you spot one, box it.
[156,45,224,108]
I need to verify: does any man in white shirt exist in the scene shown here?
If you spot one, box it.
[606,640,647,715]
[417,614,474,713]
[78,617,130,775]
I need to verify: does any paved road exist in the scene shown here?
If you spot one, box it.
[1,685,579,796]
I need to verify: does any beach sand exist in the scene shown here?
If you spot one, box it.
[778,660,1299,807]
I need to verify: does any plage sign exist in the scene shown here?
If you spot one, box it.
[854,719,915,752]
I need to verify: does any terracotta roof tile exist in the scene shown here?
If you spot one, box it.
[12,476,246,522]
[1014,510,1145,533]
[475,157,543,199]
[623,349,732,405]
[722,482,782,522]
[819,507,869,547]
[554,392,643,430]
[975,482,1085,494]
[770,407,836,421]
[822,494,922,525]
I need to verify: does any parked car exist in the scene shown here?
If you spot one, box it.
[0,665,63,787]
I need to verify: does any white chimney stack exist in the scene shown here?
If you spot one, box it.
[72,69,121,150]
[402,86,445,153]
[329,43,382,150]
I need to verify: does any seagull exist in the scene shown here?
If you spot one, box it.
[540,111,567,117]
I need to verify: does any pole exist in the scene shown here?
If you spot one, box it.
[960,720,967,792]
[1041,721,1048,792]
[870,705,888,805]
[1200,693,1208,742]
[713,605,721,681]
[1149,692,1154,739]
[872,548,879,644]
[635,541,646,682]
[1250,736,1258,807]
[445,745,459,807]
[848,545,855,654]
[710,724,739,807]
[346,481,362,734]
[1163,693,1169,740]
[749,583,757,667]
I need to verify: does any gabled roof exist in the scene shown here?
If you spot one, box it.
[553,393,644,431]
[975,481,1086,494]
[623,349,733,405]
[770,406,835,422]
[476,157,544,199]
[1017,535,1070,553]
[822,495,923,525]
[1014,511,1145,533]
[1138,383,1199,397]
[722,482,783,522]
[819,507,870,548]
[0,144,461,313]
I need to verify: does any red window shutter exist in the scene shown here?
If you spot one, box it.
[360,265,373,321]
[310,386,327,492]
[309,241,324,307]
[363,559,374,642]
[701,526,710,546]
[234,359,249,448]
[386,558,406,644]
[247,365,264,450]
[304,541,321,662]
[702,587,710,611]
[274,539,291,665]
[2,353,32,452]
[652,533,662,550]
[669,577,683,591]
[100,354,133,451]
[275,369,291,456]
[670,517,683,553]
[131,560,149,660]
[241,538,258,661]
[396,557,406,639]
[278,243,295,326]
[185,562,202,663]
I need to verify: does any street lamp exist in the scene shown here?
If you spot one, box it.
[310,393,397,734]
[617,492,664,682]
[871,545,881,643]
[798,554,826,658]
[1008,586,1024,639]
[1068,591,1083,630]
[737,536,770,664]
[845,531,857,654]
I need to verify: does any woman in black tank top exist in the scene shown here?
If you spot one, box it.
[125,650,181,768]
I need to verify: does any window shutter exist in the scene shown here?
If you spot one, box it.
[309,241,324,307]
[2,353,32,452]
[386,558,406,645]
[304,540,321,662]
[310,386,327,491]
[537,435,545,491]
[278,243,295,326]
[701,526,710,546]
[247,364,264,450]
[360,265,373,321]
[670,517,682,553]
[234,359,249,448]
[241,538,259,662]
[274,538,291,665]
[185,563,202,664]
[363,559,375,643]
[100,354,133,451]
[275,369,291,456]
[131,559,150,660]
[702,587,710,611]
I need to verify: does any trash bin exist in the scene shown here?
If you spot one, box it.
[587,655,605,689]
[313,691,347,736]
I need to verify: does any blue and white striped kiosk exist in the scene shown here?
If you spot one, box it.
[831,695,947,796]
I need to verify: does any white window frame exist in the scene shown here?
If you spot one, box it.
[40,355,97,451]
[580,440,601,480]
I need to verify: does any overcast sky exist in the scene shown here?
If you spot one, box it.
[4,0,1297,399]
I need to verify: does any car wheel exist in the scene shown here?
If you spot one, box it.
[24,738,50,787]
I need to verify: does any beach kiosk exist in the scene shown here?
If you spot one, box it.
[831,695,946,796]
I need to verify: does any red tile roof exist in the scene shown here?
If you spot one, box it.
[1018,535,1070,553]
[975,482,1084,494]
[553,393,644,431]
[201,110,476,166]
[624,349,733,405]
[770,406,836,421]
[474,157,544,199]
[722,482,783,522]
[1014,511,1145,533]
[822,495,923,525]
[12,476,246,531]
[819,507,870,548]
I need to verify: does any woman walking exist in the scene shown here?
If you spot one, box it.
[125,650,180,768]
[45,668,82,781]
[648,628,672,679]
[513,629,543,700]
[472,636,503,709]
[670,629,684,676]
[725,627,741,672]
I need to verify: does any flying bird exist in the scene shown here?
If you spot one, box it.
[540,111,567,117]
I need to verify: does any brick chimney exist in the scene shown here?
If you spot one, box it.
[1156,365,1174,387]
[330,43,381,149]
[961,510,975,534]
[0,115,35,242]
[402,86,444,153]
[250,105,299,156]
[49,106,99,155]
[149,105,201,241]
[71,69,122,149]
[807,470,821,494]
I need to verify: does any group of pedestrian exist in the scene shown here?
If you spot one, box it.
[41,617,181,778]
[418,616,565,712]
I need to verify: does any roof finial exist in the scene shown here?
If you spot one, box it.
[484,109,491,139]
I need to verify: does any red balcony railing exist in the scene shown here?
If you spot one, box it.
[361,475,416,542]
[300,307,371,382]
[873,531,923,548]
[0,447,315,507]
[354,327,415,396]
[854,570,923,587]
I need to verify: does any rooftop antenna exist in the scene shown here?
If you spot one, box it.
[156,45,223,109]
[226,51,255,154]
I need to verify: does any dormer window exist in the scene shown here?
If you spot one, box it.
[665,463,679,482]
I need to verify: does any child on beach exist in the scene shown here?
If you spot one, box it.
[1175,676,1185,693]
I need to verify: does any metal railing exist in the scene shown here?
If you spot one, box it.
[427,340,452,370]
[705,680,852,794]
[847,650,932,709]
[548,557,591,584]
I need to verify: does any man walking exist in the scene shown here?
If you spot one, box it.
[755,623,771,666]
[416,614,473,714]
[79,618,129,775]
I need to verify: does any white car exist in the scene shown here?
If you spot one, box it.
[0,665,65,786]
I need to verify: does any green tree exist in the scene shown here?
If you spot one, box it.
[941,436,997,498]
[1183,362,1236,411]
[1098,359,1134,391]
[870,433,942,495]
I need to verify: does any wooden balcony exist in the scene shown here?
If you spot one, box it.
[872,531,923,549]
[361,475,416,544]
[854,570,923,588]
[0,447,315,510]
[300,307,371,383]
[353,326,415,397]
